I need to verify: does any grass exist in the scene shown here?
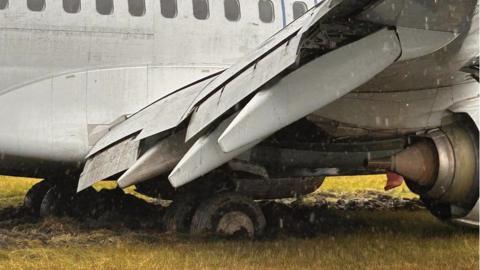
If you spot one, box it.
[0,211,477,270]
[0,176,39,208]
[0,226,477,270]
[320,174,417,198]
[0,175,478,270]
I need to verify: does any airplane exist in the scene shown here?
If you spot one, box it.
[0,0,478,237]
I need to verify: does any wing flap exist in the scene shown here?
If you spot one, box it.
[169,115,261,188]
[86,75,217,158]
[117,130,190,188]
[217,28,401,153]
[185,0,348,140]
[78,137,140,192]
[188,3,323,106]
[135,77,214,141]
[186,36,300,140]
[78,75,218,191]
[78,0,412,191]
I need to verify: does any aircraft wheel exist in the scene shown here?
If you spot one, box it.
[163,194,199,233]
[70,187,99,217]
[39,186,73,217]
[190,193,266,238]
[24,180,51,216]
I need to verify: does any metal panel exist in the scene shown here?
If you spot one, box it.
[187,2,328,106]
[86,75,217,157]
[453,200,479,227]
[396,27,458,61]
[78,137,140,192]
[147,66,225,103]
[86,104,154,158]
[169,115,262,188]
[117,130,191,188]
[218,28,402,153]
[86,67,149,125]
[185,0,345,140]
[136,76,215,141]
[52,72,89,161]
[358,0,477,33]
[313,82,479,131]
[449,95,480,129]
[186,36,300,140]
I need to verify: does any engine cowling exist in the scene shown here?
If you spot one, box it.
[369,116,479,227]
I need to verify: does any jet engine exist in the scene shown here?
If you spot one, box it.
[368,115,479,226]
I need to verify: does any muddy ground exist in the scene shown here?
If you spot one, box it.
[0,189,424,248]
[1,181,478,270]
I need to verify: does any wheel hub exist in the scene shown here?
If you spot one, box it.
[216,211,255,238]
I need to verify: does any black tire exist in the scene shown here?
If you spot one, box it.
[70,187,99,217]
[190,193,266,238]
[24,180,51,216]
[163,194,199,233]
[39,186,73,217]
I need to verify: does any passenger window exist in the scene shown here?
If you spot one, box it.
[63,0,81,14]
[224,0,240,21]
[128,0,145,17]
[292,1,307,20]
[0,0,8,10]
[192,0,209,20]
[96,0,114,15]
[160,0,177,18]
[258,0,274,23]
[27,0,45,12]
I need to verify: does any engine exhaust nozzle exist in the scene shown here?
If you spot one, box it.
[367,140,438,187]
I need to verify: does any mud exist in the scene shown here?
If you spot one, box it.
[0,189,424,247]
[260,191,423,237]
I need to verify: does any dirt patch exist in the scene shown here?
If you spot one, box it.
[0,189,425,248]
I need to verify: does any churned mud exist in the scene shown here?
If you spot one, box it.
[0,189,424,248]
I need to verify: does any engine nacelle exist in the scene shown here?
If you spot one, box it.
[369,116,479,227]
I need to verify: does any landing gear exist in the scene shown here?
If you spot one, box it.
[158,162,326,237]
[161,172,267,237]
[23,180,51,216]
[190,193,266,238]
[164,192,266,238]
[23,176,96,218]
[39,186,71,217]
[162,194,199,233]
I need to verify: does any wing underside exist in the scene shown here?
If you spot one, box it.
[77,0,477,192]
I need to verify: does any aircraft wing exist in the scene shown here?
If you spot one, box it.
[78,0,475,191]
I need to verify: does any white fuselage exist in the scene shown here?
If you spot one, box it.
[0,0,478,176]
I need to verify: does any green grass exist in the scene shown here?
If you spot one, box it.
[0,175,478,270]
[320,175,417,198]
[0,211,477,270]
[0,176,39,208]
